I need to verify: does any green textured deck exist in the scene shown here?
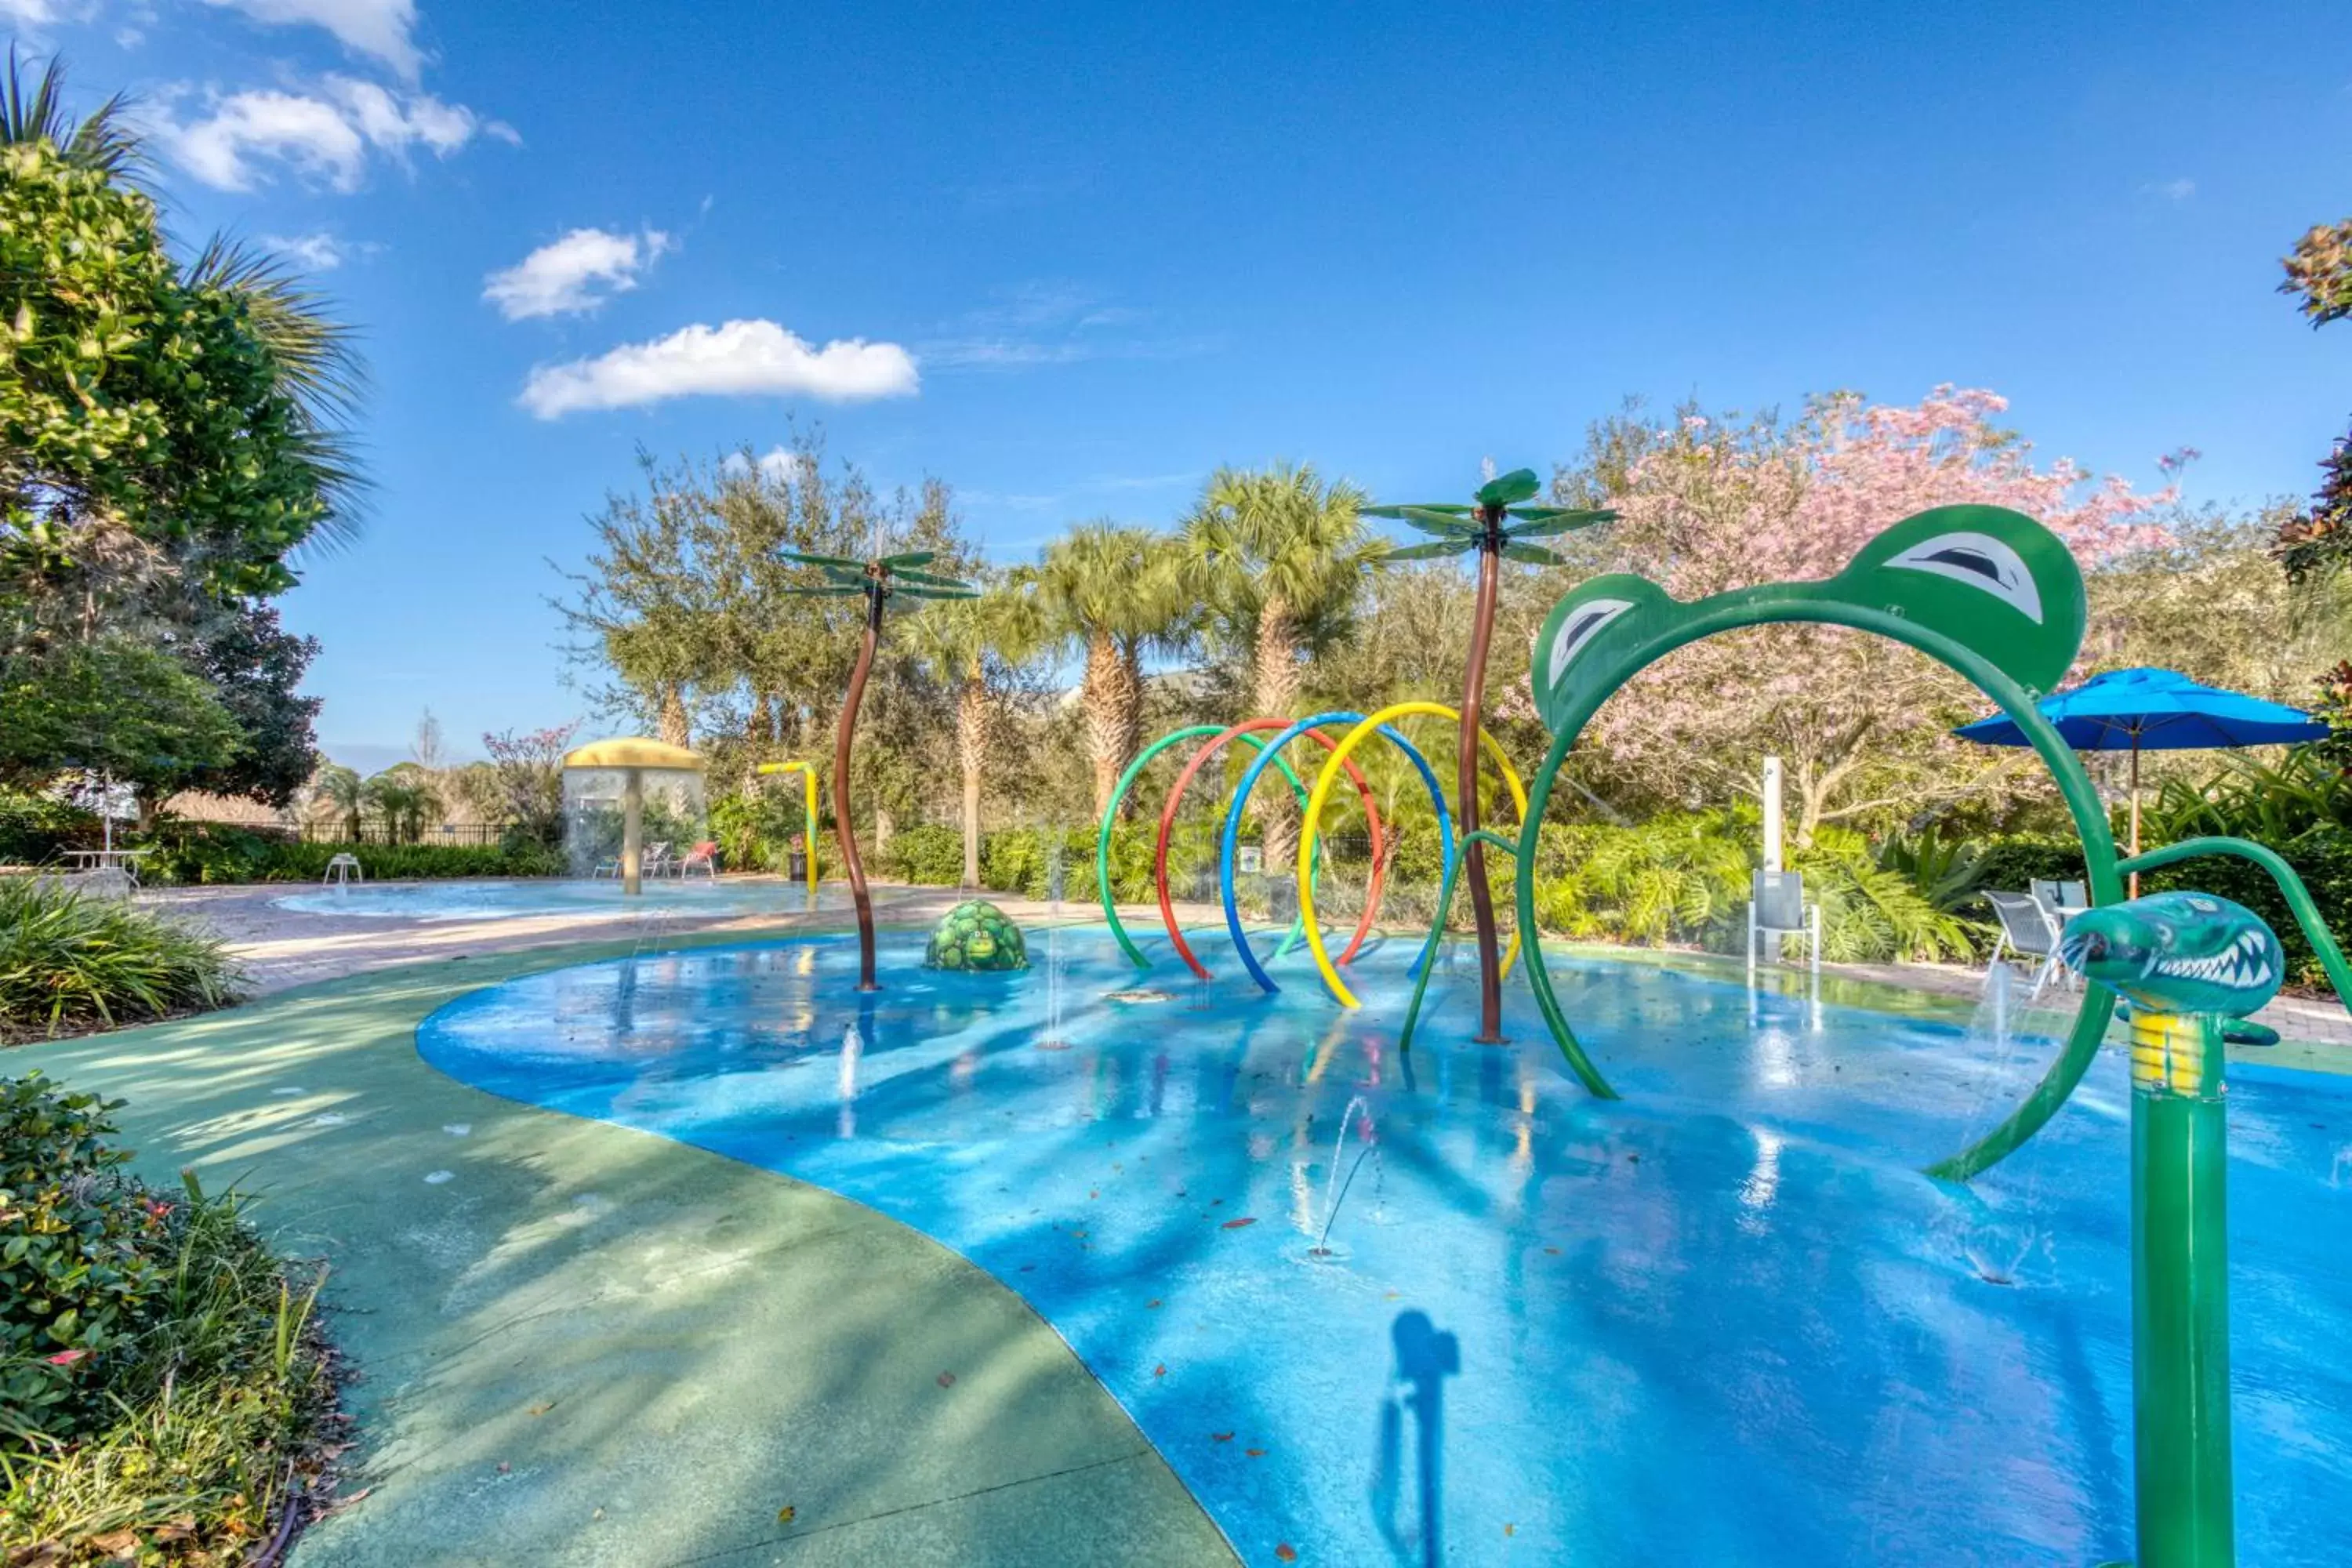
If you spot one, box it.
[9,935,1234,1567]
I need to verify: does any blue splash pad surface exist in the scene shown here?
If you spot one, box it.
[416,927,2352,1566]
[273,878,854,920]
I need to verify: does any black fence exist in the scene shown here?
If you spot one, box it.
[293,822,507,848]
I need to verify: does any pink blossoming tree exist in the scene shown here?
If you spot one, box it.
[1562,387,2176,842]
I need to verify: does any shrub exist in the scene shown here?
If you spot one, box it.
[880,823,963,885]
[0,789,102,866]
[2143,747,2351,842]
[0,1076,336,1559]
[140,825,564,886]
[1797,828,1980,964]
[0,880,241,1040]
[706,791,850,878]
[978,826,1096,901]
[1528,809,1751,948]
[0,1074,164,1439]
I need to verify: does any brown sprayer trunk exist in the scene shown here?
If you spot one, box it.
[835,587,884,991]
[1461,542,1504,1043]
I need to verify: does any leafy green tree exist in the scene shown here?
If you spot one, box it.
[0,56,362,613]
[2274,213,2352,664]
[168,604,322,809]
[0,637,241,811]
[1,54,361,827]
[483,724,577,847]
[553,436,976,796]
[1181,464,1379,724]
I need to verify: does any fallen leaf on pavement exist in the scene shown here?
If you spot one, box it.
[1221,1217,1257,1229]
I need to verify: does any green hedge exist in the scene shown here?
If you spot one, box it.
[1919,827,2352,988]
[141,826,565,886]
[871,820,1238,905]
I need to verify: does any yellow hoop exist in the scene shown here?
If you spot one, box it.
[1296,702,1526,1008]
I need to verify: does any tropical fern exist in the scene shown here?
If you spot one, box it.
[1798,828,1980,963]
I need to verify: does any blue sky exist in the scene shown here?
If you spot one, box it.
[8,0,2349,771]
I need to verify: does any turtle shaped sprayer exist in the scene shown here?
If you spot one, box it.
[922,899,1029,972]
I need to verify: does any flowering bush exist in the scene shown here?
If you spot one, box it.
[0,1074,339,1560]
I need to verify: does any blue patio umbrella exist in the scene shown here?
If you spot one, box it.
[1955,666,2332,884]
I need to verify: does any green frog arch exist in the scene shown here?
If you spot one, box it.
[1506,505,2125,1180]
[1493,500,2352,1563]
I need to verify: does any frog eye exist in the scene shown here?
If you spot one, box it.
[1545,597,1635,689]
[1885,532,2043,623]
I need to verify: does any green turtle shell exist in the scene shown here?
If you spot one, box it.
[924,899,1029,972]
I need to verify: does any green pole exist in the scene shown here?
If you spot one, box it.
[2128,1009,2234,1568]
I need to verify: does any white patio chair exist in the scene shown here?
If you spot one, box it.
[1984,890,2067,999]
[1748,869,1820,979]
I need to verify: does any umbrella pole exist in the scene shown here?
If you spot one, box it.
[2129,736,2142,899]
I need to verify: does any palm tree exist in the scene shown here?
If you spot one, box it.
[779,546,977,990]
[184,238,368,546]
[309,763,365,841]
[362,769,441,845]
[1031,523,1188,816]
[906,579,1045,888]
[1361,467,1615,1042]
[1181,464,1380,863]
[0,49,140,177]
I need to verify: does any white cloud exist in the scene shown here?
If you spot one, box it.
[483,227,673,321]
[2142,177,2197,201]
[166,90,368,191]
[263,231,361,270]
[201,0,423,80]
[159,76,496,192]
[0,0,96,23]
[721,446,815,486]
[517,319,920,419]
